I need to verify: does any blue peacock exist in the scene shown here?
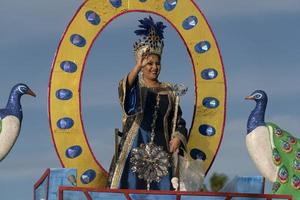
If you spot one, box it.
[246,90,300,198]
[0,83,36,161]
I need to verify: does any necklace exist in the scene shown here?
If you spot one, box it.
[130,94,171,190]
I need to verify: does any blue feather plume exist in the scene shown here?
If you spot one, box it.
[134,16,166,39]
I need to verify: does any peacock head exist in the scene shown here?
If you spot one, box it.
[12,83,36,97]
[245,90,268,104]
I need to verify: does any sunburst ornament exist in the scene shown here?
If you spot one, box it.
[130,142,171,190]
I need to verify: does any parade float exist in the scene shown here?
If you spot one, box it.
[27,0,294,199]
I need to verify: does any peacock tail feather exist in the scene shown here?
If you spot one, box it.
[267,122,300,198]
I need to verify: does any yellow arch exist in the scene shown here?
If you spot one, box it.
[49,0,226,188]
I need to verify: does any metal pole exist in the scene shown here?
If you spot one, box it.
[171,84,188,191]
[172,96,180,191]
[114,128,119,164]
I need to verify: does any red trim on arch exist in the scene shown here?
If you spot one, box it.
[77,8,201,176]
[190,0,227,175]
[79,7,203,175]
[77,10,130,177]
[48,1,88,168]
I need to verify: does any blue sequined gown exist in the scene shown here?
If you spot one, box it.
[108,76,187,190]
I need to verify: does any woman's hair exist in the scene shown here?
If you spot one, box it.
[144,53,161,61]
[135,52,161,63]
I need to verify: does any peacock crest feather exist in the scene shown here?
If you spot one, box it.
[134,16,166,39]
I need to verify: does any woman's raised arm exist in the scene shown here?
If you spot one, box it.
[127,54,148,88]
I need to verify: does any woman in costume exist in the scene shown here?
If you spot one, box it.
[109,16,187,190]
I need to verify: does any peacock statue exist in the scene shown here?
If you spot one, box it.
[0,83,36,161]
[246,90,300,198]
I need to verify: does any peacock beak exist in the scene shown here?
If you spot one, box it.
[245,96,254,100]
[26,88,36,97]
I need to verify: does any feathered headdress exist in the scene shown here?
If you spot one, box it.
[133,16,167,59]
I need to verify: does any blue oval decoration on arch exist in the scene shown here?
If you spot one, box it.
[70,34,86,47]
[195,41,211,53]
[56,89,73,100]
[81,169,96,184]
[199,124,216,136]
[57,117,74,129]
[182,16,198,30]
[109,0,122,8]
[164,0,177,11]
[201,68,218,80]
[190,149,207,161]
[60,61,77,73]
[85,10,101,25]
[203,97,219,109]
[66,145,82,159]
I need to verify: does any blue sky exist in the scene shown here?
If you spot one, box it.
[0,0,300,199]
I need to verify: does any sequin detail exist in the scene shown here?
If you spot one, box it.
[272,148,281,165]
[296,149,300,160]
[278,165,288,183]
[288,136,297,145]
[281,140,292,153]
[274,127,283,137]
[294,160,300,172]
[292,175,300,189]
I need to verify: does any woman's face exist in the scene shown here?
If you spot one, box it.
[142,54,161,82]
